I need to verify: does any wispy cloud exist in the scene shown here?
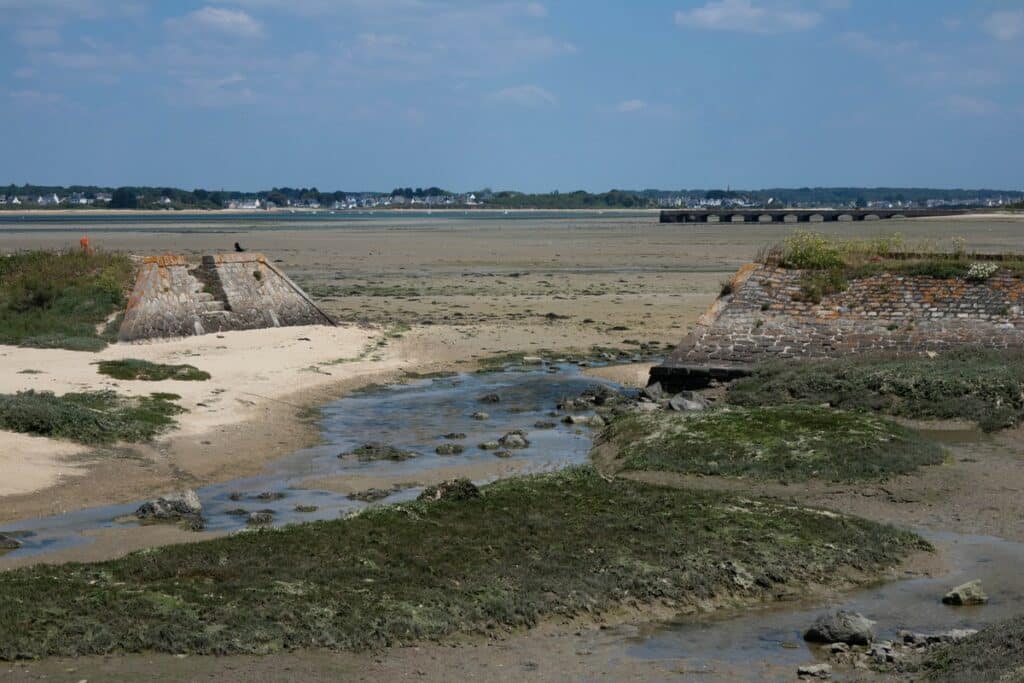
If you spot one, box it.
[675,0,821,34]
[981,10,1023,42]
[166,7,265,39]
[490,84,557,108]
[15,27,61,47]
[8,89,64,106]
[616,99,647,113]
[945,94,997,116]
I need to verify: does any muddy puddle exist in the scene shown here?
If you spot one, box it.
[0,363,611,560]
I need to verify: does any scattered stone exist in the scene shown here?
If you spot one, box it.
[418,478,481,502]
[899,628,978,647]
[494,449,513,458]
[669,391,709,412]
[477,393,501,404]
[804,610,876,646]
[797,663,831,679]
[533,420,557,429]
[642,382,664,401]
[436,443,466,456]
[255,491,285,501]
[471,411,490,421]
[943,579,988,605]
[348,487,401,502]
[247,511,274,527]
[343,443,418,462]
[478,440,501,450]
[225,508,249,516]
[588,414,606,427]
[562,414,604,427]
[498,430,530,449]
[634,402,660,413]
[521,356,544,365]
[134,490,203,527]
[293,505,318,513]
[868,641,897,664]
[442,432,467,440]
[0,533,22,550]
[228,492,244,501]
[580,384,618,406]
[828,643,849,654]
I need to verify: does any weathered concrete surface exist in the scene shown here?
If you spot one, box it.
[652,258,1024,390]
[118,253,333,341]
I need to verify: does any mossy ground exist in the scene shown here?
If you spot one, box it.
[0,390,184,445]
[919,615,1024,682]
[604,405,944,482]
[0,468,926,659]
[96,359,211,382]
[727,349,1024,432]
[0,251,135,351]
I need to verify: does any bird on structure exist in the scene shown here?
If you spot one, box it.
[234,242,246,252]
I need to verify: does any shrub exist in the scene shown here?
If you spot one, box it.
[0,251,135,351]
[778,231,844,270]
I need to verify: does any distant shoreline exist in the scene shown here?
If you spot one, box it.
[0,207,662,217]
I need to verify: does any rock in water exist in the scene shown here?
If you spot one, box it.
[435,443,465,456]
[135,489,202,521]
[498,430,530,449]
[478,440,501,450]
[942,579,988,605]
[344,443,418,462]
[471,411,490,421]
[0,533,21,550]
[418,479,481,502]
[804,610,876,645]
[797,663,832,679]
[247,511,274,527]
[477,393,501,404]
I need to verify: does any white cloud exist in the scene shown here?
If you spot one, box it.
[945,94,997,116]
[490,84,557,108]
[675,0,820,34]
[616,99,647,113]
[9,89,63,106]
[839,31,915,59]
[166,7,264,39]
[981,10,1023,42]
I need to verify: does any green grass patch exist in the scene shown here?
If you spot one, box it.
[96,359,211,382]
[0,467,926,659]
[920,615,1024,682]
[605,405,943,482]
[727,349,1024,432]
[0,390,184,445]
[0,251,135,351]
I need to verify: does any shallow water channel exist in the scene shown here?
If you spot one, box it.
[3,363,1024,681]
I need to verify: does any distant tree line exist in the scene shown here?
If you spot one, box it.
[2,183,1021,211]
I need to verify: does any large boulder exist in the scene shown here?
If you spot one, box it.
[669,391,710,412]
[942,579,988,605]
[804,610,876,645]
[135,489,202,522]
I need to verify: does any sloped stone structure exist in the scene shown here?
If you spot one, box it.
[118,253,333,341]
[651,256,1024,391]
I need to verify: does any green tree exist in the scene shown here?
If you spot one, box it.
[110,187,138,209]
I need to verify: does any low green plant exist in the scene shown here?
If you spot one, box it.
[796,269,848,303]
[0,390,184,444]
[0,467,926,659]
[96,359,211,381]
[605,405,943,482]
[920,615,1024,682]
[0,251,135,351]
[778,231,845,270]
[727,349,1024,431]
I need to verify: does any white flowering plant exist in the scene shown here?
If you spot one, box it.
[965,262,999,281]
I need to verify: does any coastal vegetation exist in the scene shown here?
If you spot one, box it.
[603,406,943,482]
[0,390,183,445]
[920,615,1024,682]
[0,251,135,351]
[96,359,211,382]
[727,349,1024,432]
[0,467,926,659]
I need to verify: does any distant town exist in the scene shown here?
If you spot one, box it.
[1,184,1022,212]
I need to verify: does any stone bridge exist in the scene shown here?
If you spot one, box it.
[659,208,970,224]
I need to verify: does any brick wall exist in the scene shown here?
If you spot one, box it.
[663,263,1024,367]
[118,253,333,341]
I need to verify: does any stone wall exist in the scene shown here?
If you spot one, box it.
[118,253,333,341]
[652,259,1024,389]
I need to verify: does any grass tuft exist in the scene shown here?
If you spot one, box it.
[0,390,184,444]
[920,615,1024,682]
[0,467,926,659]
[605,405,943,482]
[96,359,210,382]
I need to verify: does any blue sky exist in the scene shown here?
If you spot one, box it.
[2,0,1022,192]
